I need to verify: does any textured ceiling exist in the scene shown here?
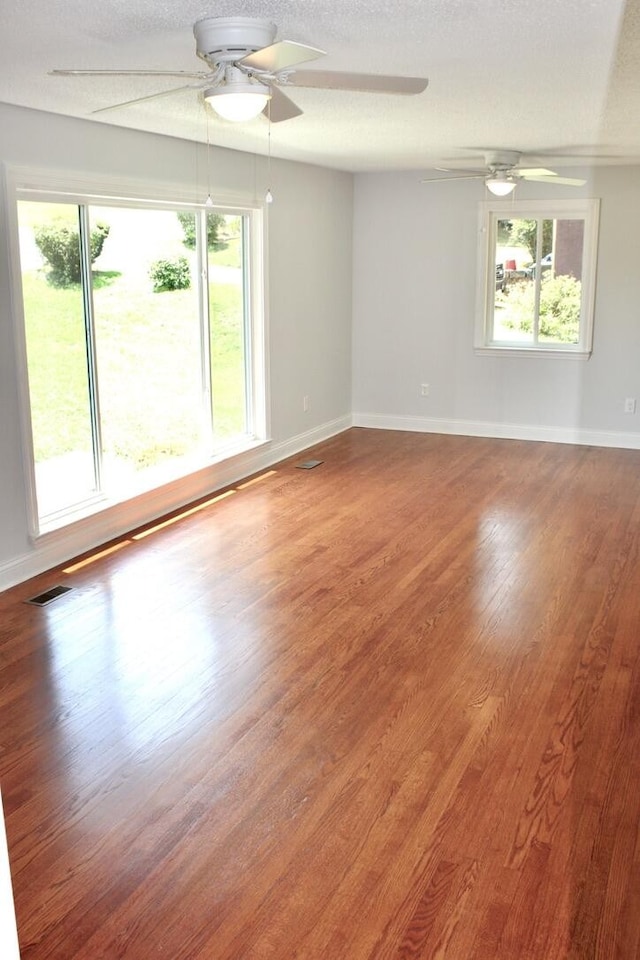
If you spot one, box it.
[1,0,640,172]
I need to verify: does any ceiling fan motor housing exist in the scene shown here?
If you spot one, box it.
[194,17,277,66]
[485,149,521,171]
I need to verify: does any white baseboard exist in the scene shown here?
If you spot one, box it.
[0,415,352,593]
[6,409,638,593]
[352,412,640,450]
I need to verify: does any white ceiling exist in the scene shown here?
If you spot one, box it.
[1,0,640,173]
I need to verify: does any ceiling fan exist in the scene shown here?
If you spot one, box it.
[421,150,586,195]
[51,16,429,123]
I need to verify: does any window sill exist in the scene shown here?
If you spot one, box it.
[475,345,592,360]
[31,436,269,542]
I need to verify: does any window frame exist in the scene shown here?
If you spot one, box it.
[474,197,600,359]
[6,165,268,538]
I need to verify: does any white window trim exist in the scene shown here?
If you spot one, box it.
[5,164,270,539]
[474,197,600,359]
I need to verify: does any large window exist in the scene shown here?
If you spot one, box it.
[14,190,265,533]
[475,199,600,358]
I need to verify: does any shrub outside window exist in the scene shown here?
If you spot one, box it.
[12,181,265,535]
[475,198,600,358]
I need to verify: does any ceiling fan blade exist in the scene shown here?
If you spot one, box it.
[434,166,486,175]
[517,167,557,177]
[421,174,485,183]
[525,145,626,161]
[522,174,587,186]
[51,69,208,79]
[265,85,303,122]
[435,156,486,168]
[284,70,428,95]
[90,83,201,115]
[240,40,325,72]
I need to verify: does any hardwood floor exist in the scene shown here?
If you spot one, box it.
[2,428,640,959]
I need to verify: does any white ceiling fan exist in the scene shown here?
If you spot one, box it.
[421,150,586,195]
[51,16,429,123]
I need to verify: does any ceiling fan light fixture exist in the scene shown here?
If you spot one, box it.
[486,173,517,197]
[205,81,271,122]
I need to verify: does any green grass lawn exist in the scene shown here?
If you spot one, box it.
[22,264,246,471]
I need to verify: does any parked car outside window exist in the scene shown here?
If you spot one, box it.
[524,253,553,279]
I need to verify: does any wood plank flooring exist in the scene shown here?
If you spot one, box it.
[2,428,640,959]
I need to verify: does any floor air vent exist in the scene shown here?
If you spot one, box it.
[26,585,73,606]
[296,459,324,470]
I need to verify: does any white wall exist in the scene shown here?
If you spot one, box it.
[3,102,640,593]
[0,103,353,589]
[352,167,640,446]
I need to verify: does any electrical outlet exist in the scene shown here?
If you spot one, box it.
[624,397,636,414]
[420,383,430,397]
[303,395,310,412]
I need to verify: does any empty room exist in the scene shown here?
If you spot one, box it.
[1,1,640,957]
